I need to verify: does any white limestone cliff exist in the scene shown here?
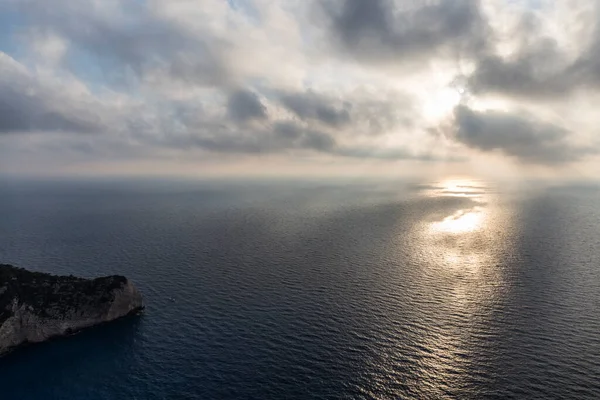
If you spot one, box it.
[0,265,144,356]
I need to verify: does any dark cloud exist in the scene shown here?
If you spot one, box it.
[466,4,600,99]
[279,91,350,127]
[157,116,448,161]
[13,0,233,87]
[334,146,442,161]
[0,47,425,160]
[227,89,268,123]
[0,94,81,134]
[468,53,600,100]
[468,55,571,98]
[322,0,487,63]
[168,48,232,87]
[0,66,102,134]
[452,105,590,164]
[273,121,303,139]
[273,122,336,151]
[321,0,600,103]
[161,120,335,155]
[277,89,412,136]
[7,0,597,169]
[467,34,581,98]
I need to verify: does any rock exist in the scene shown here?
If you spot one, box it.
[0,264,144,356]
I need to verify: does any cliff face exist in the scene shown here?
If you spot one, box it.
[0,264,144,356]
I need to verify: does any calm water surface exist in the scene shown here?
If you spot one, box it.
[1,178,600,399]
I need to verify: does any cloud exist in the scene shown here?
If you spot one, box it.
[150,110,448,161]
[277,88,415,137]
[0,49,442,162]
[160,115,442,160]
[468,42,573,99]
[0,53,104,134]
[466,1,600,99]
[154,119,337,155]
[10,0,235,87]
[451,105,591,164]
[321,0,487,63]
[272,122,336,151]
[227,89,268,123]
[2,0,600,175]
[334,146,446,161]
[278,91,350,127]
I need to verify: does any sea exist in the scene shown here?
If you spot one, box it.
[1,177,600,399]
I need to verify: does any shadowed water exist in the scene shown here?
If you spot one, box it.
[1,178,600,399]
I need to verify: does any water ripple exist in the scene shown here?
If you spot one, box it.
[0,179,600,399]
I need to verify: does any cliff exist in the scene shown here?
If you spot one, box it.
[0,264,144,356]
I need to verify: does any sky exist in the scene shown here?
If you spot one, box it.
[0,0,599,180]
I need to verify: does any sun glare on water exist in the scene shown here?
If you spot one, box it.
[420,178,496,274]
[432,207,485,234]
[428,178,488,234]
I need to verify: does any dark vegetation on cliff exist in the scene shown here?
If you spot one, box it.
[0,264,128,324]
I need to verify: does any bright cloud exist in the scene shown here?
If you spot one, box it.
[1,0,599,178]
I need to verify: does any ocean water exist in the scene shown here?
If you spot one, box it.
[1,177,600,399]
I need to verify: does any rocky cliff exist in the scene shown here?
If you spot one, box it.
[0,264,144,356]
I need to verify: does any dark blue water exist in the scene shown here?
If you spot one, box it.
[1,178,600,399]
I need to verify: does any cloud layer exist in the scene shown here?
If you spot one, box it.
[1,0,600,176]
[452,105,591,164]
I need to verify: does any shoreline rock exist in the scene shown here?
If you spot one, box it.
[0,264,144,356]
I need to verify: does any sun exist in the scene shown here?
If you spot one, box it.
[421,87,462,121]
